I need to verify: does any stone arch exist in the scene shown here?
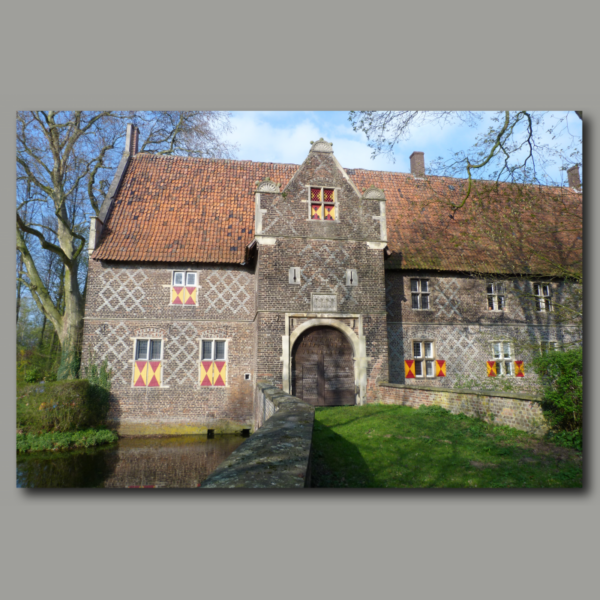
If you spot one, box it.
[283,318,367,405]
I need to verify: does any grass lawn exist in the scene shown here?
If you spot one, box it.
[310,404,582,488]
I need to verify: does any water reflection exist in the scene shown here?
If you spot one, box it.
[17,435,245,488]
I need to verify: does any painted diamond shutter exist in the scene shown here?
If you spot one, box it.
[405,360,416,379]
[486,361,497,377]
[514,361,525,377]
[435,360,446,377]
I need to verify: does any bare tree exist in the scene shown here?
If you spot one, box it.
[16,111,236,379]
[349,110,582,209]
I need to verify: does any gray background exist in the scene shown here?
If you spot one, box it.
[1,1,596,599]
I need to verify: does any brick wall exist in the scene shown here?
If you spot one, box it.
[259,151,382,242]
[82,254,259,433]
[86,259,255,321]
[373,382,548,435]
[385,270,581,392]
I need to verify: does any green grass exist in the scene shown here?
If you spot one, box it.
[17,429,119,454]
[310,404,582,488]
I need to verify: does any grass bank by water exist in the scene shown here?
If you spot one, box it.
[17,429,119,453]
[311,404,582,488]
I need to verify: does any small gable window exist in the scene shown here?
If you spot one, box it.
[411,279,430,310]
[200,339,227,387]
[310,187,336,221]
[487,281,506,311]
[134,339,162,387]
[172,271,197,305]
[534,283,552,312]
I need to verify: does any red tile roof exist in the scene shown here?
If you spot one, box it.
[93,154,298,264]
[93,153,582,277]
[349,169,582,276]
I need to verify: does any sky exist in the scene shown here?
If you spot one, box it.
[222,111,582,185]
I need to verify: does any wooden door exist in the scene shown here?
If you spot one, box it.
[292,327,355,406]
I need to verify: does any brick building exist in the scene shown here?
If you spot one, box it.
[83,126,582,435]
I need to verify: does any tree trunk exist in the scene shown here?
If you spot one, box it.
[55,254,84,380]
[16,252,23,324]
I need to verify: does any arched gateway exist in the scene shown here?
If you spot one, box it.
[291,326,355,406]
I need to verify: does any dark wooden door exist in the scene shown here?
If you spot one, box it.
[292,327,355,406]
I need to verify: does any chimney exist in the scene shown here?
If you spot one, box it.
[125,123,139,156]
[410,151,425,177]
[567,165,581,190]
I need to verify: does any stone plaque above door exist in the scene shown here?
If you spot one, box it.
[312,294,337,312]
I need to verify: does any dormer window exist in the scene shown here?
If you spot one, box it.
[310,187,336,221]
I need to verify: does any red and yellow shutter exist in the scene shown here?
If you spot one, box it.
[486,361,497,377]
[514,361,525,377]
[184,286,197,305]
[405,359,416,379]
[172,286,197,305]
[134,361,148,386]
[324,205,335,220]
[200,361,214,386]
[311,187,322,219]
[435,360,446,377]
[134,361,161,387]
[200,361,226,386]
[171,286,184,304]
[147,361,161,387]
[213,361,227,387]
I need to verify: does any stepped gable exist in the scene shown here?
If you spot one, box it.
[92,154,298,264]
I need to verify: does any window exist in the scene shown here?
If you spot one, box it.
[411,279,430,309]
[345,269,358,286]
[200,339,227,387]
[134,339,162,387]
[310,187,336,221]
[491,342,513,376]
[487,281,505,311]
[172,271,197,305]
[413,340,435,378]
[289,267,301,284]
[534,283,552,312]
[540,340,559,353]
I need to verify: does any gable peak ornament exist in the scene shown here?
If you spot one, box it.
[310,138,334,153]
[255,177,280,193]
[363,186,385,200]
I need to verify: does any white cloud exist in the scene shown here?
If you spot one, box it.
[222,111,581,182]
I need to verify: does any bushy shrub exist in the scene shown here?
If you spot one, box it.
[17,429,118,453]
[533,347,583,437]
[17,379,111,434]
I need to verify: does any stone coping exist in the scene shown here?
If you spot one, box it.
[201,381,314,488]
[379,381,540,402]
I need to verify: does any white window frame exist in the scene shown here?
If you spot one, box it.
[492,341,513,376]
[308,186,338,221]
[412,340,436,378]
[487,281,506,311]
[135,338,163,361]
[200,339,228,362]
[410,279,430,310]
[172,271,198,287]
[540,340,558,353]
[534,283,552,312]
[199,339,228,387]
[132,338,164,388]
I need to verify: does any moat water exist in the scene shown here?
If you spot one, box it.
[16,435,246,488]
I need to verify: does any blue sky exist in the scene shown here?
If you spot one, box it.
[222,111,582,185]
